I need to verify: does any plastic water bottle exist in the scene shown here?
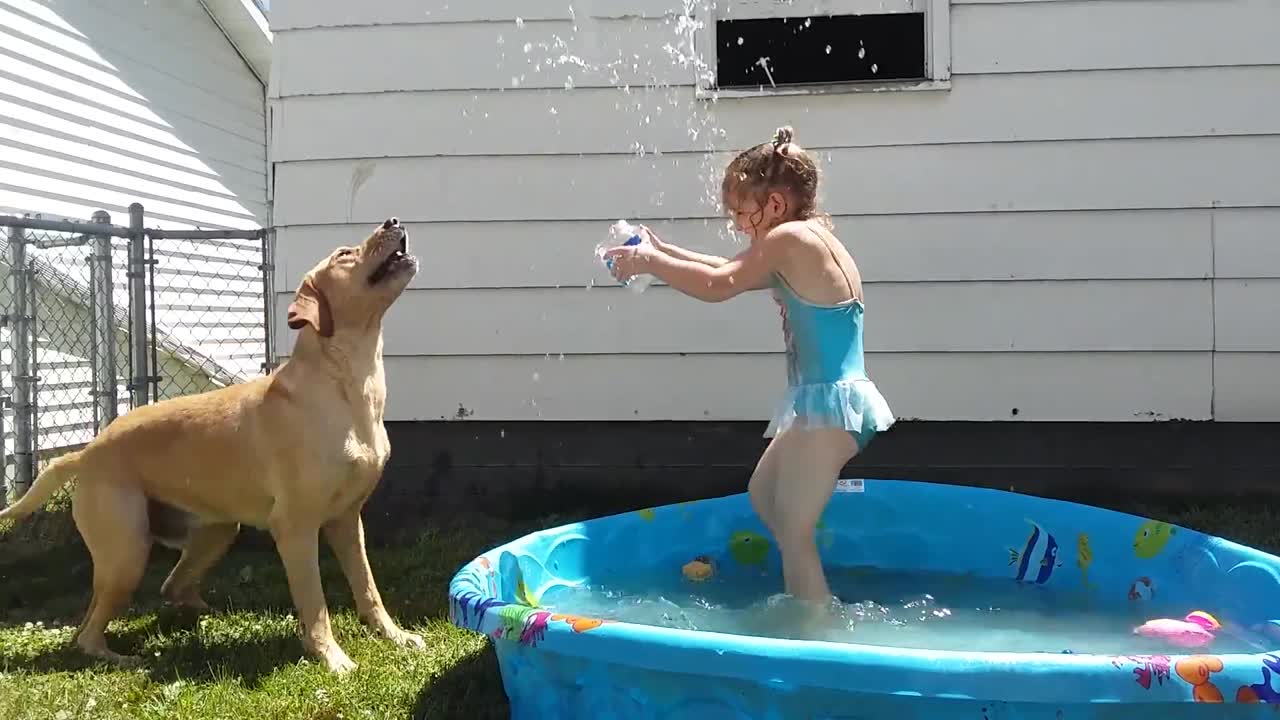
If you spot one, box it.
[595,220,654,293]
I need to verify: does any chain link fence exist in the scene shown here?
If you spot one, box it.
[0,203,273,506]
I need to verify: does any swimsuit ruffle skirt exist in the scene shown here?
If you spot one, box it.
[763,274,896,443]
[764,376,896,439]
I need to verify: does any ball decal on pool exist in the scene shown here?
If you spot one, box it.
[1128,576,1156,601]
[729,530,770,567]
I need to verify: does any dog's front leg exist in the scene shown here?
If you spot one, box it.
[271,524,357,673]
[323,508,426,650]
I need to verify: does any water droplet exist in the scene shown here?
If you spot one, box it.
[825,45,832,54]
[737,36,744,45]
[523,42,533,53]
[858,46,866,59]
[549,106,558,115]
[871,63,878,73]
[515,16,525,28]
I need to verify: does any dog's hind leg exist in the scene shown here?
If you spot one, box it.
[70,479,151,667]
[160,521,240,611]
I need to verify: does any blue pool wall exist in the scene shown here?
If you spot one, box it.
[448,478,1280,714]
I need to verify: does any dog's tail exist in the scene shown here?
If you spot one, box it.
[0,449,82,522]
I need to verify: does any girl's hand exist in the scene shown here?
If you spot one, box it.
[638,225,668,253]
[602,242,657,282]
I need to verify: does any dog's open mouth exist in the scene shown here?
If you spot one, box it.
[367,233,413,285]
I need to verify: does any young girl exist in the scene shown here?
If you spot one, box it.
[603,126,895,612]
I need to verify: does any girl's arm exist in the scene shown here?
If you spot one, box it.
[642,226,730,267]
[607,225,790,303]
[659,244,730,267]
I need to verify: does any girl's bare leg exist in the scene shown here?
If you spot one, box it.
[770,426,859,606]
[747,434,786,539]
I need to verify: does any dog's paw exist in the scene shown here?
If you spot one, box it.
[78,641,146,670]
[321,647,358,675]
[93,650,145,670]
[163,593,212,613]
[388,628,427,650]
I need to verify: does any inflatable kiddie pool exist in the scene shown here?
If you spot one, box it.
[448,479,1280,719]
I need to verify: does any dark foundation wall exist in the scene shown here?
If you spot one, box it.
[360,420,1280,541]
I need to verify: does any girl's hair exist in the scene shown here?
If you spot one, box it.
[720,125,832,231]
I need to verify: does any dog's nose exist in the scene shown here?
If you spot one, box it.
[382,217,399,230]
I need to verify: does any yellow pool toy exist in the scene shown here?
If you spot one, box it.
[682,555,714,582]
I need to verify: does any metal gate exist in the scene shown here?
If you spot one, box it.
[0,203,274,505]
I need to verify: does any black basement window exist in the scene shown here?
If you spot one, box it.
[715,13,926,89]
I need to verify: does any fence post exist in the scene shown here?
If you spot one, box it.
[260,229,275,374]
[7,224,32,497]
[127,203,150,408]
[90,210,118,428]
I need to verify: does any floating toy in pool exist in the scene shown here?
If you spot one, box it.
[682,555,714,582]
[1135,610,1221,648]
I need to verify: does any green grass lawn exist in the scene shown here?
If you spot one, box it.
[0,500,549,720]
[2,496,1279,720]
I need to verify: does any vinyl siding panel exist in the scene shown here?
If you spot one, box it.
[268,0,1280,422]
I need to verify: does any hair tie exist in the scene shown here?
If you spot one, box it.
[771,126,795,157]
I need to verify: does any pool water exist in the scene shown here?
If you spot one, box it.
[537,565,1265,656]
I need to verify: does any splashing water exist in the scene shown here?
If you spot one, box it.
[539,566,1266,654]
[501,1,740,250]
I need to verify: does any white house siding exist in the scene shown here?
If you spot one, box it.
[267,0,1280,424]
[0,0,269,457]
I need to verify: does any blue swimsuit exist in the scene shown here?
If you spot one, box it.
[764,272,895,450]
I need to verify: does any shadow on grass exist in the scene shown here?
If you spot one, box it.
[0,512,532,690]
[413,644,509,720]
[2,610,313,683]
[0,539,319,686]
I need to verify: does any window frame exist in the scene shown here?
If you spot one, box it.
[692,0,951,97]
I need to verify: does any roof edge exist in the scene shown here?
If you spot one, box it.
[198,0,273,86]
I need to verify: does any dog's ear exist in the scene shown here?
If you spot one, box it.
[286,275,333,337]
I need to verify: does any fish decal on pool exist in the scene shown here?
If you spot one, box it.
[1008,519,1062,584]
[1133,520,1177,559]
[1235,654,1280,703]
[550,613,607,633]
